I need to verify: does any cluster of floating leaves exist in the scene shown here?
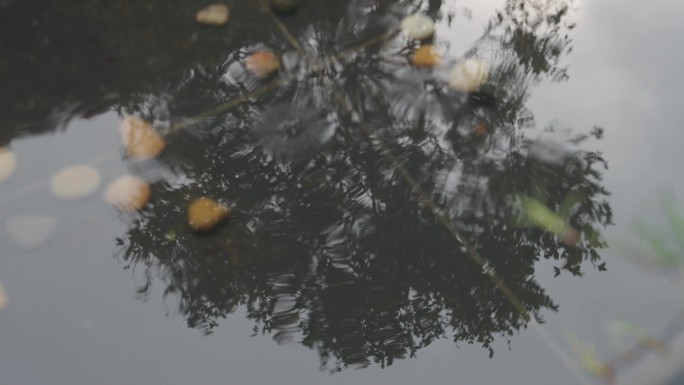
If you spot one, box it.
[119,115,166,160]
[1,113,237,250]
[202,8,493,160]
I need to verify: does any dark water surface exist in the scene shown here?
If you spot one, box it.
[1,0,684,384]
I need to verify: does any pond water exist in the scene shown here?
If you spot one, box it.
[2,0,684,384]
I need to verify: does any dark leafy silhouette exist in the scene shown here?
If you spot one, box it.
[10,0,611,372]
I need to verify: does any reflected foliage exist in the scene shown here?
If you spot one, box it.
[86,0,606,370]
[0,0,270,141]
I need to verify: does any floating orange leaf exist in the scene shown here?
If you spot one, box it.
[104,175,151,212]
[119,116,166,160]
[188,197,231,232]
[411,45,441,68]
[245,51,281,78]
[0,147,17,184]
[51,165,101,200]
[196,4,230,26]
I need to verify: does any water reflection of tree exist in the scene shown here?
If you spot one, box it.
[116,0,612,370]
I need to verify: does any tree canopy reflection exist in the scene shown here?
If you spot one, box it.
[114,0,612,370]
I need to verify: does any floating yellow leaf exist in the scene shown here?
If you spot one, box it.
[196,4,230,26]
[448,58,489,92]
[0,147,17,184]
[51,165,101,200]
[245,51,281,78]
[5,215,57,250]
[119,116,166,160]
[400,14,435,41]
[104,175,151,212]
[188,197,231,232]
[0,281,7,310]
[411,45,441,68]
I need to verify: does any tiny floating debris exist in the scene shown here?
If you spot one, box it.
[0,147,17,184]
[448,58,489,92]
[104,175,151,212]
[253,103,334,161]
[269,0,304,15]
[0,281,7,310]
[5,215,57,250]
[400,14,435,41]
[474,122,487,138]
[245,51,281,78]
[119,116,166,160]
[196,4,230,26]
[51,165,101,200]
[411,45,441,68]
[188,197,231,232]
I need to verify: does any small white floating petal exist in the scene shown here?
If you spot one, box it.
[51,165,101,200]
[5,215,57,250]
[400,14,435,40]
[0,147,17,184]
[0,281,7,310]
[448,58,490,92]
